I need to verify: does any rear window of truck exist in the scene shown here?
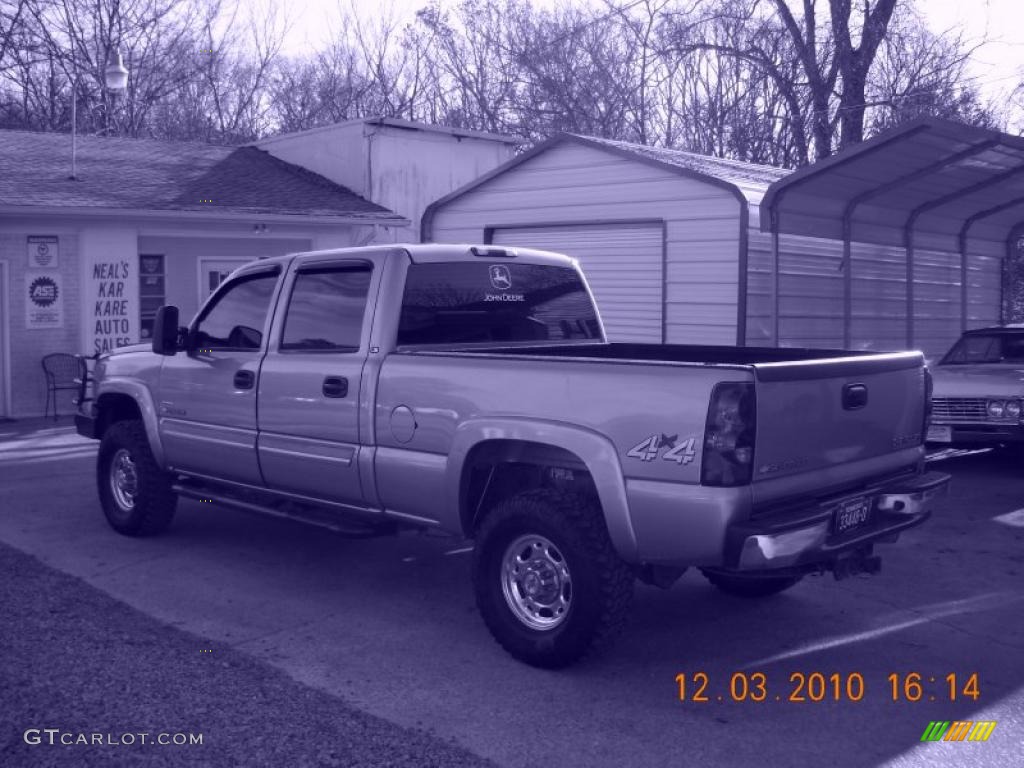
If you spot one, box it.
[397,262,602,347]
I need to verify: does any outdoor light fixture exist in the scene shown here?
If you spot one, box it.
[69,45,130,179]
[104,50,129,93]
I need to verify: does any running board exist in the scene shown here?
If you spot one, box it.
[172,480,399,539]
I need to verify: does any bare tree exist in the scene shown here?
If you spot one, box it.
[868,7,998,132]
[0,0,27,72]
[0,0,1005,161]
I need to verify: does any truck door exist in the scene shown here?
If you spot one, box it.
[158,265,282,485]
[256,260,375,507]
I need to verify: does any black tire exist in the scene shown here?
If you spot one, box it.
[701,569,803,598]
[472,488,634,669]
[97,419,177,536]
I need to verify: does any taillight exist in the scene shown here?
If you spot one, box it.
[701,382,756,487]
[922,367,933,438]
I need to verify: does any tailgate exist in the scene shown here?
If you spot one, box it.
[751,352,926,482]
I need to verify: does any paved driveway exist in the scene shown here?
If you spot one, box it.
[2,419,1022,767]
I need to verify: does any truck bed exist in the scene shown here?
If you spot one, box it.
[404,342,919,378]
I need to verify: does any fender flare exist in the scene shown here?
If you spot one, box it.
[446,418,638,561]
[95,379,166,466]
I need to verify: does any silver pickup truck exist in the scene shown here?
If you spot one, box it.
[76,244,949,668]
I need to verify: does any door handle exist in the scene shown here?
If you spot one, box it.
[322,376,348,398]
[233,370,255,390]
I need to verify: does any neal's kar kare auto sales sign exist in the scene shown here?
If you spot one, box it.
[25,271,64,329]
[87,259,137,354]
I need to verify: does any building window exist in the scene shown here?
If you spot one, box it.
[139,254,165,340]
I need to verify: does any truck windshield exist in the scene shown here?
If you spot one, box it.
[397,262,602,347]
[940,333,1024,364]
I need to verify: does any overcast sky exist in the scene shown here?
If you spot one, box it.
[277,0,1023,117]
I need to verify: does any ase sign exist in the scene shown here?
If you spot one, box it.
[25,271,64,328]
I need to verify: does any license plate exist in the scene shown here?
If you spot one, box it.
[832,496,873,535]
[927,425,952,443]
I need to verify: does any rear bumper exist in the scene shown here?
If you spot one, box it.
[723,470,949,571]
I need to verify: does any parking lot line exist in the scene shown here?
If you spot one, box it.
[992,509,1024,527]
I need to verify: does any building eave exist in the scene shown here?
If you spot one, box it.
[256,117,523,148]
[0,205,410,228]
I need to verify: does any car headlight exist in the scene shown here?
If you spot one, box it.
[1006,400,1022,419]
[987,400,1005,419]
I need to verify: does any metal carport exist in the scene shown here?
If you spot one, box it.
[760,117,1024,354]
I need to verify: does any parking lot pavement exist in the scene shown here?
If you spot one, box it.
[1,423,1023,767]
[0,541,496,768]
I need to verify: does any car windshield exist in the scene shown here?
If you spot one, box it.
[940,333,1024,364]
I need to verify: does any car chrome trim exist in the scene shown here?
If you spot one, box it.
[258,445,354,466]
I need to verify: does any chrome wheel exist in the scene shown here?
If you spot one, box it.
[109,448,138,512]
[501,534,573,630]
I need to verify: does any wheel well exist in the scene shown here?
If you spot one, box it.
[95,393,143,438]
[459,440,597,536]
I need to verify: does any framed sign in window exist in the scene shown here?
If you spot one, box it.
[27,236,59,268]
[139,254,166,341]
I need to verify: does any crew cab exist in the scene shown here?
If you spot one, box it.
[76,244,949,667]
[926,325,1024,447]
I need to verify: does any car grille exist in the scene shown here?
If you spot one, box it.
[931,397,988,422]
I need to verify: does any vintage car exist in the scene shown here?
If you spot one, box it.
[927,325,1024,447]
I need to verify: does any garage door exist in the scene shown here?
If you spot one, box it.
[492,222,664,343]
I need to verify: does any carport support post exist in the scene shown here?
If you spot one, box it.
[842,218,852,349]
[770,207,780,347]
[958,230,969,335]
[904,228,915,349]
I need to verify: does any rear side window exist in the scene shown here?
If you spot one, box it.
[397,262,601,346]
[280,266,372,352]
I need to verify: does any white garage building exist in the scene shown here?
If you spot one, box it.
[423,119,1021,357]
[423,132,784,345]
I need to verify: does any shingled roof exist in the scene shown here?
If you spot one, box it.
[0,129,405,222]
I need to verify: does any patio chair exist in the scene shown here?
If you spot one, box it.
[41,353,86,421]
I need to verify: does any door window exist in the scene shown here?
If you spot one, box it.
[281,266,372,352]
[139,254,165,341]
[193,271,279,351]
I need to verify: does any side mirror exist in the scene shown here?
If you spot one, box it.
[152,305,180,356]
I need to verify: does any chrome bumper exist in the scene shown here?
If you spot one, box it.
[730,471,950,571]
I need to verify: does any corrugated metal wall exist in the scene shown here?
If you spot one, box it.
[428,141,742,345]
[746,222,1004,357]
[965,240,1003,331]
[746,229,845,348]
